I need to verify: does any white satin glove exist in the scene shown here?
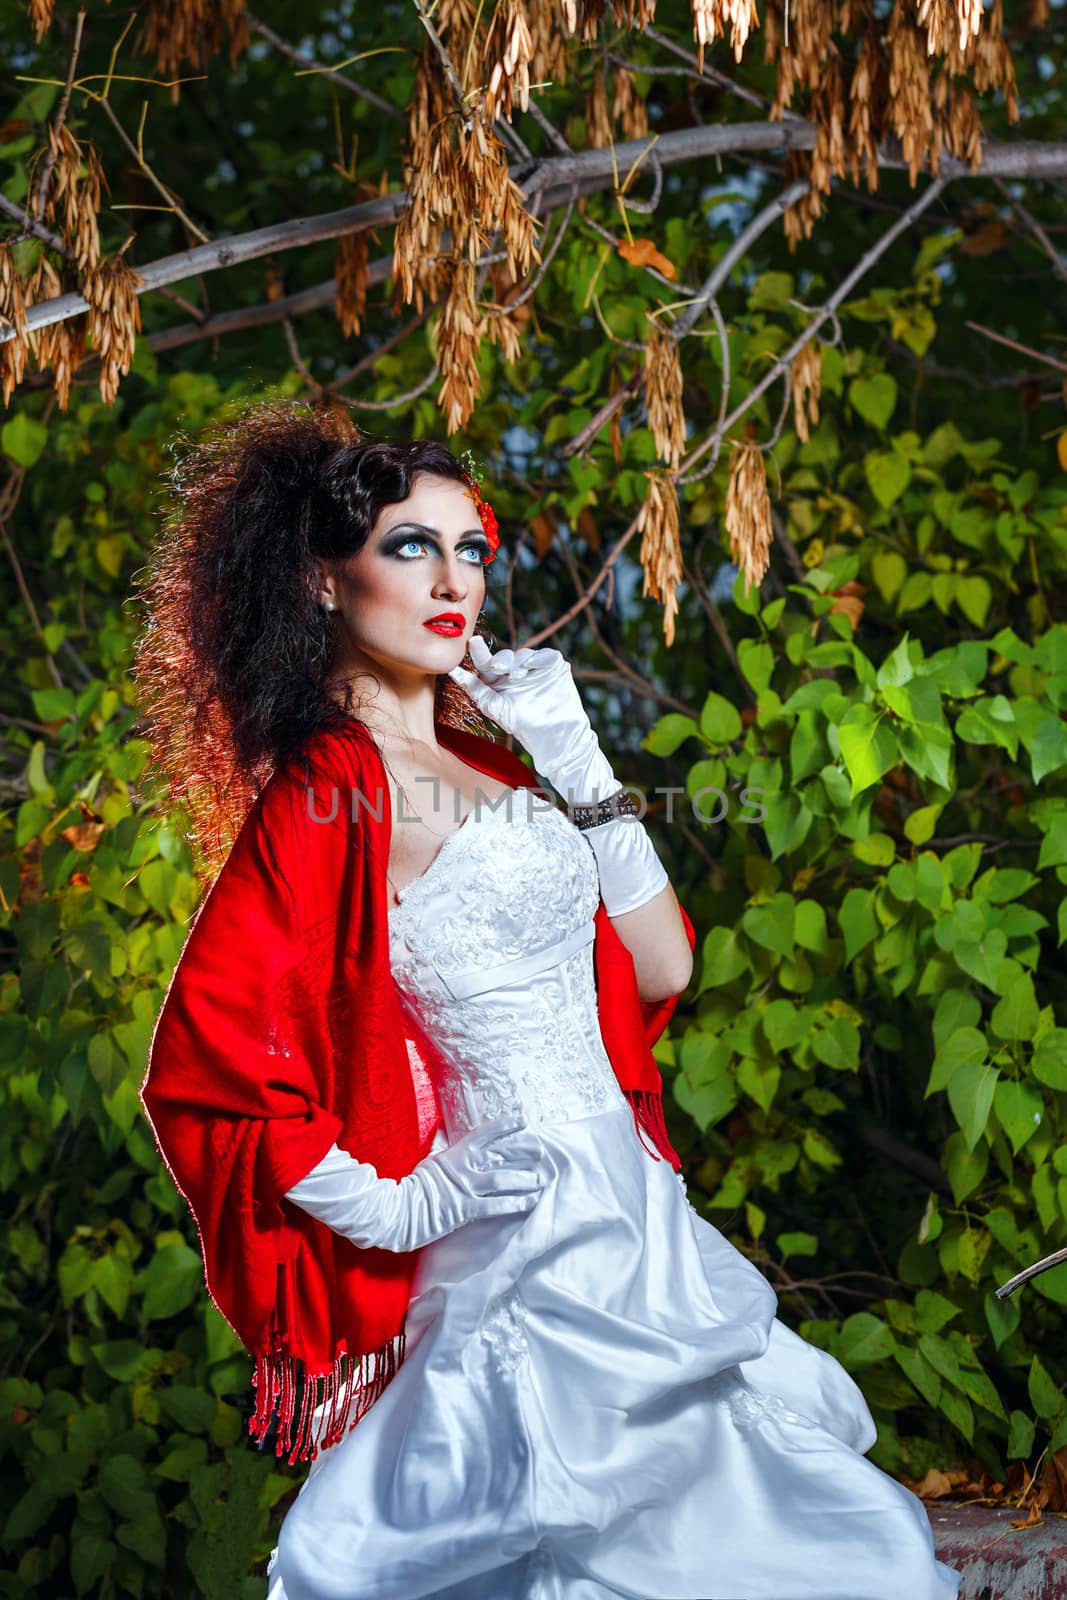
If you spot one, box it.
[448,636,618,806]
[449,637,669,917]
[284,1115,546,1254]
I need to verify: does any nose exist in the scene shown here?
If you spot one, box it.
[431,550,475,602]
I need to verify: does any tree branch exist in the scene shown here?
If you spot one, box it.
[7,121,1067,348]
[678,174,951,479]
[246,14,401,118]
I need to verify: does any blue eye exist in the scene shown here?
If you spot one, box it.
[392,536,486,565]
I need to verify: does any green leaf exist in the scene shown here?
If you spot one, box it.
[91,1339,147,1382]
[99,1454,155,1521]
[674,1067,736,1132]
[1032,1031,1067,1091]
[865,450,911,508]
[837,1312,895,1368]
[1027,1355,1065,1421]
[991,966,1036,1043]
[928,1352,978,1433]
[956,1227,992,1287]
[742,895,795,961]
[904,805,942,845]
[750,271,794,310]
[943,1133,988,1204]
[643,714,698,757]
[3,1484,56,1542]
[777,1232,818,1259]
[811,1017,860,1073]
[913,1290,960,1333]
[838,710,897,796]
[993,1079,1043,1155]
[894,1345,941,1408]
[985,1289,1020,1352]
[698,925,749,990]
[138,1241,204,1320]
[1031,714,1067,786]
[91,1250,133,1318]
[952,927,1008,991]
[737,639,774,693]
[946,1062,999,1151]
[926,1027,987,1097]
[117,1514,167,1567]
[2,413,49,468]
[849,373,898,429]
[157,1384,217,1433]
[71,1530,117,1595]
[852,832,895,867]
[794,900,828,953]
[838,888,879,962]
[736,1057,781,1112]
[1007,1409,1035,1460]
[699,691,743,746]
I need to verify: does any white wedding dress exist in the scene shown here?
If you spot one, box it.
[271,789,960,1600]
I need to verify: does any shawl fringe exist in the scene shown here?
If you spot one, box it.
[250,1314,407,1465]
[624,1087,682,1173]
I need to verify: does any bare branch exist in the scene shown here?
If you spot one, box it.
[520,511,645,648]
[0,193,67,254]
[246,14,401,118]
[993,177,1067,285]
[678,174,951,479]
[7,121,1067,349]
[412,0,471,126]
[671,176,811,342]
[964,319,1067,374]
[33,7,87,223]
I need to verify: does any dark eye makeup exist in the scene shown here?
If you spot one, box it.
[381,523,490,564]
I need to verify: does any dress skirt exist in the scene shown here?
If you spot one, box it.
[271,1103,960,1600]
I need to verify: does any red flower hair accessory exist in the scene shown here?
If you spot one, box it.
[459,449,500,563]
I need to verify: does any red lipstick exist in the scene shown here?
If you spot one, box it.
[423,612,466,636]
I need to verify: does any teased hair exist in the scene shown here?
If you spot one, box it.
[130,398,496,882]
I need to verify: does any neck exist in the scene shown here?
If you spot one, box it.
[328,661,443,755]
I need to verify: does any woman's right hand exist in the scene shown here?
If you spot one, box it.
[393,1116,547,1252]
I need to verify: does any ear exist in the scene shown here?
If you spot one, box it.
[308,558,336,611]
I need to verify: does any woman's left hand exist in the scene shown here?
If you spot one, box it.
[448,638,606,796]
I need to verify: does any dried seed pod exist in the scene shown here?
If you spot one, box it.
[585,59,613,149]
[637,471,683,647]
[83,253,143,407]
[644,323,686,470]
[725,439,773,597]
[28,0,55,42]
[335,232,369,339]
[136,0,249,74]
[612,62,649,140]
[887,10,938,183]
[691,0,760,72]
[483,0,534,122]
[790,342,821,444]
[0,244,29,407]
[847,16,885,192]
[437,256,482,434]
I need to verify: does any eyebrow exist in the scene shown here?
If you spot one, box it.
[383,521,488,545]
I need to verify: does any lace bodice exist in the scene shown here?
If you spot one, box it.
[388,789,627,1138]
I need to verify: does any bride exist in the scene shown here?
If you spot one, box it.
[136,403,960,1600]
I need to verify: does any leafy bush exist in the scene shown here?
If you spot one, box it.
[2,271,1065,1595]
[650,394,1067,1481]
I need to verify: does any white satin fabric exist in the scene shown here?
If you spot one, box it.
[272,789,960,1600]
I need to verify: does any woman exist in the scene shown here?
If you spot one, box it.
[136,402,960,1600]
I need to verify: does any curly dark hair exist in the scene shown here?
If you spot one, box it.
[130,399,497,881]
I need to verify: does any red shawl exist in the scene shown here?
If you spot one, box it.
[141,718,695,1464]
